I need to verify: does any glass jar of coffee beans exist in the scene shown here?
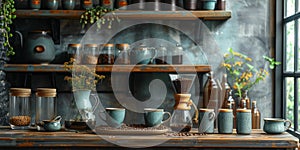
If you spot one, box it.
[9,88,32,129]
[98,44,115,64]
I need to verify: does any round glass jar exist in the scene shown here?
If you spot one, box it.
[98,44,115,64]
[9,88,32,129]
[67,43,82,61]
[115,43,130,64]
[83,44,99,65]
[35,88,57,130]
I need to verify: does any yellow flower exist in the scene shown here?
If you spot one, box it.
[246,57,252,61]
[234,61,243,67]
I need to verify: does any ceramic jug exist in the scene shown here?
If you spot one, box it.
[16,30,55,64]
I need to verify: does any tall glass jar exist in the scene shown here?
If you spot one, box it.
[83,44,99,65]
[115,43,130,64]
[67,43,82,62]
[98,44,115,64]
[35,88,57,129]
[9,88,31,129]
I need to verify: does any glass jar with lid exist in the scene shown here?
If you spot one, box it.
[67,43,82,61]
[83,44,99,65]
[98,44,115,64]
[156,45,168,64]
[172,44,183,64]
[35,88,57,130]
[115,43,130,64]
[9,88,32,129]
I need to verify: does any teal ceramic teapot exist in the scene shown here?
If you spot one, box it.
[16,30,55,64]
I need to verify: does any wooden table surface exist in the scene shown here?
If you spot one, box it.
[0,127,298,149]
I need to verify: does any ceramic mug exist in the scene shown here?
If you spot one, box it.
[144,108,171,127]
[101,108,126,128]
[198,108,215,133]
[218,109,233,134]
[263,118,292,134]
[236,109,252,135]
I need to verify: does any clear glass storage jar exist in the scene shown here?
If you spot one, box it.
[9,88,32,129]
[82,44,99,65]
[35,88,57,129]
[98,44,115,64]
[115,43,130,64]
[67,43,82,61]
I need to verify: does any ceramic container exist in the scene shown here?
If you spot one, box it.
[198,108,215,133]
[62,0,76,10]
[236,109,252,134]
[201,0,217,10]
[218,109,233,134]
[46,0,59,10]
[104,108,126,128]
[43,116,62,131]
[263,118,292,134]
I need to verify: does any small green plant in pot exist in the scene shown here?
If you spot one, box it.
[80,6,120,30]
[0,0,16,56]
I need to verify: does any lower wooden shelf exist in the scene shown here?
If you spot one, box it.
[0,128,297,149]
[4,64,211,73]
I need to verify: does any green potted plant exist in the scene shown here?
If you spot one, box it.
[80,6,120,30]
[0,0,16,56]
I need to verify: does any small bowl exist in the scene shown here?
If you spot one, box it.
[43,116,62,131]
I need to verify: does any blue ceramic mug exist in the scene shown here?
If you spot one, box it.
[263,118,292,134]
[144,108,171,127]
[104,108,126,128]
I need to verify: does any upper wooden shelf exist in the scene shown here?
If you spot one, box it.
[4,64,211,73]
[15,10,231,20]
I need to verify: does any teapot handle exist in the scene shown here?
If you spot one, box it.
[15,31,23,48]
[90,92,100,113]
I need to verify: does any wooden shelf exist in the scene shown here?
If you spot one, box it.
[15,10,231,20]
[4,64,211,73]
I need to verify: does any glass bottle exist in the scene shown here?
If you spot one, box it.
[98,44,115,64]
[251,101,261,129]
[35,88,57,130]
[203,71,216,108]
[9,88,31,129]
[221,74,231,108]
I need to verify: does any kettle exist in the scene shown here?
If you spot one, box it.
[15,30,55,64]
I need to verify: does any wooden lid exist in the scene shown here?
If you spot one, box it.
[10,88,31,97]
[84,44,98,48]
[219,108,233,112]
[36,88,56,97]
[236,109,251,113]
[100,44,114,47]
[68,44,82,48]
[199,108,214,112]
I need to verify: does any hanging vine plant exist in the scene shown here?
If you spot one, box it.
[80,6,120,30]
[0,0,16,56]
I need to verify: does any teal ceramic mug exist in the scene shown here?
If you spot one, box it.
[198,108,215,133]
[263,118,292,134]
[103,108,126,128]
[144,108,171,127]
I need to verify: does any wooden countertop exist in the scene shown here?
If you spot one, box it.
[0,128,298,149]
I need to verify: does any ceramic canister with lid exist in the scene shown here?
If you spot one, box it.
[218,108,233,134]
[9,88,32,129]
[236,109,252,134]
[35,88,57,130]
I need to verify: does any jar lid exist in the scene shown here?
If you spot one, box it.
[116,44,130,50]
[199,108,214,112]
[218,108,233,112]
[10,88,31,97]
[36,88,56,97]
[68,44,82,48]
[101,44,114,47]
[236,109,251,112]
[84,44,98,48]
